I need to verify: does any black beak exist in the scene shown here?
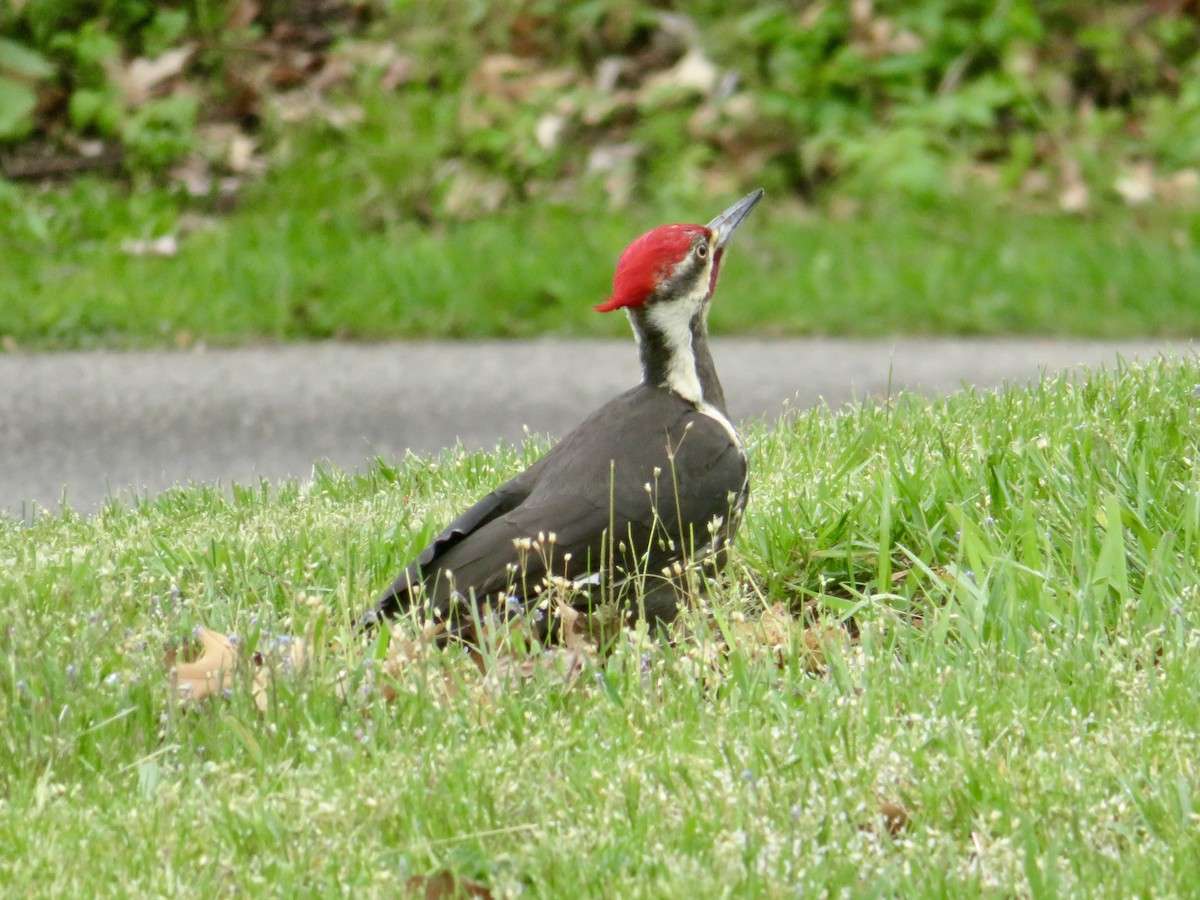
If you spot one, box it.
[707,188,764,251]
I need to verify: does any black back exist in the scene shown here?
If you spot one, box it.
[370,384,746,632]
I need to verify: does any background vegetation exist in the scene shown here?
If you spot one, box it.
[4,6,1200,894]
[1,0,1198,347]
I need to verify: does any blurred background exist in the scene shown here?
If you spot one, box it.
[1,0,1199,347]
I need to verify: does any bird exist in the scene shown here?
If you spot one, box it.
[362,189,764,639]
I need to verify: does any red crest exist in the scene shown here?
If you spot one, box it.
[594,224,707,312]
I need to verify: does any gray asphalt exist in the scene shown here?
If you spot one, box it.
[0,337,1188,519]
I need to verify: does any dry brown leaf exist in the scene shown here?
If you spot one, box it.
[109,45,195,108]
[227,132,260,174]
[585,143,639,207]
[469,54,575,105]
[727,603,837,673]
[472,602,592,693]
[167,626,308,708]
[380,55,416,91]
[1161,168,1199,205]
[120,235,178,257]
[405,871,493,899]
[170,153,213,197]
[534,112,566,150]
[487,647,589,693]
[1114,163,1155,206]
[371,604,597,702]
[850,0,923,58]
[272,90,364,128]
[556,603,583,650]
[439,163,511,220]
[1058,159,1089,213]
[252,634,310,712]
[169,627,236,701]
[644,48,719,95]
[375,621,457,702]
[228,0,260,31]
[1019,169,1051,198]
[873,799,912,836]
[1058,181,1089,213]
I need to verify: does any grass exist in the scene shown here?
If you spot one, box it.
[2,90,1200,349]
[3,354,1199,894]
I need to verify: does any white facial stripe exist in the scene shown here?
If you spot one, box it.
[645,301,701,403]
[642,275,712,405]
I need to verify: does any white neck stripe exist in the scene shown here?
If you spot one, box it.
[638,281,710,406]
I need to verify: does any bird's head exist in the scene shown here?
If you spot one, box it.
[595,189,763,315]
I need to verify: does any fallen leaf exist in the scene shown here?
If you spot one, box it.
[167,625,308,709]
[876,799,912,836]
[1058,180,1089,214]
[439,162,511,220]
[1019,169,1051,198]
[370,603,599,703]
[556,603,583,650]
[1114,163,1155,206]
[534,112,566,150]
[252,633,310,712]
[469,54,574,105]
[469,601,593,692]
[380,54,416,91]
[120,235,178,257]
[487,647,589,693]
[594,57,628,93]
[374,621,458,702]
[228,0,259,30]
[1058,159,1089,213]
[585,143,639,207]
[1160,168,1199,206]
[644,48,719,95]
[109,45,194,108]
[272,90,364,128]
[726,603,837,673]
[227,131,260,173]
[405,871,493,899]
[170,151,212,196]
[850,0,923,58]
[169,627,236,701]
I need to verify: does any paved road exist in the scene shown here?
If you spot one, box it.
[0,337,1187,519]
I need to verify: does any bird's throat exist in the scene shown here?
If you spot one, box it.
[629,302,727,415]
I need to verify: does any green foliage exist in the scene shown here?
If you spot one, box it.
[0,2,241,173]
[4,0,1198,195]
[0,37,54,139]
[1144,59,1200,169]
[711,0,1198,195]
[0,75,38,140]
[369,0,1199,205]
[121,93,198,169]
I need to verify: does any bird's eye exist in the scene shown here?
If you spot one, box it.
[695,244,708,259]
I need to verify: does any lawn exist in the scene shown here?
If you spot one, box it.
[3,78,1200,350]
[2,355,1198,895]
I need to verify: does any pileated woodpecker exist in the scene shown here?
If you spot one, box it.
[364,189,763,636]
